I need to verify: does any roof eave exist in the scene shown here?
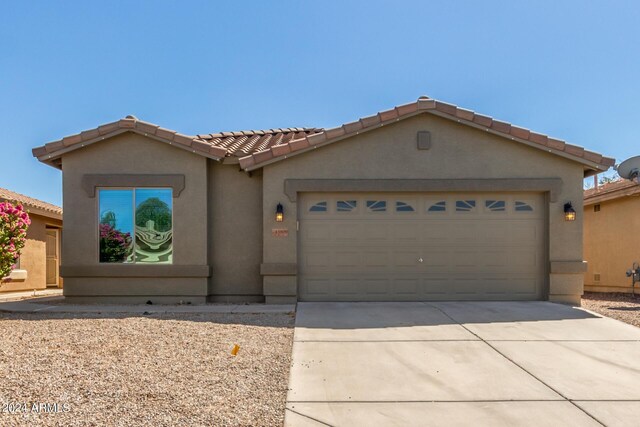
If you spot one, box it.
[241,108,614,173]
[33,119,227,168]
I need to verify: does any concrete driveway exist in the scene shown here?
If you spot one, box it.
[285,302,640,426]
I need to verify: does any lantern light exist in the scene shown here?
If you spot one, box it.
[564,202,576,221]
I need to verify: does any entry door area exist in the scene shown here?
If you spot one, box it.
[45,229,60,287]
[298,192,545,301]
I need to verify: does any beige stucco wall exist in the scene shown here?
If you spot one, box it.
[584,195,640,293]
[59,132,210,303]
[0,213,62,292]
[261,113,587,304]
[207,161,263,302]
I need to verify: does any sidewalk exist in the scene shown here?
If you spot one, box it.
[0,294,295,314]
[0,288,63,302]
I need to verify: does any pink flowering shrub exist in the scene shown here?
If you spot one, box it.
[99,223,132,263]
[0,202,31,280]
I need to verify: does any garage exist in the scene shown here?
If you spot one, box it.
[299,192,545,301]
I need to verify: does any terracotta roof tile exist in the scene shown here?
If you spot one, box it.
[0,188,62,217]
[62,133,82,147]
[547,137,566,150]
[510,125,530,140]
[455,108,475,121]
[342,120,364,134]
[529,132,549,145]
[33,97,614,175]
[564,144,585,157]
[472,113,493,127]
[239,96,614,171]
[378,108,399,122]
[435,101,457,115]
[491,119,512,134]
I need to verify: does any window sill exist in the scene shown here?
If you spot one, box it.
[7,269,28,281]
[60,265,211,278]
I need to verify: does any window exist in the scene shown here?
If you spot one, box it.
[395,201,415,212]
[485,200,506,212]
[515,201,533,212]
[98,188,173,264]
[456,200,476,212]
[594,204,601,212]
[337,200,357,212]
[309,201,327,212]
[427,201,446,212]
[366,200,387,212]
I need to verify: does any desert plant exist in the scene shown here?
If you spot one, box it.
[0,202,31,280]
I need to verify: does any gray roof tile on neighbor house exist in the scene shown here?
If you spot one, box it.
[0,188,62,217]
[238,96,616,171]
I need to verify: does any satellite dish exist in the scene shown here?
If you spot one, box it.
[615,156,640,181]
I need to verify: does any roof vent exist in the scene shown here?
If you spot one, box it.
[125,115,138,120]
[418,95,430,100]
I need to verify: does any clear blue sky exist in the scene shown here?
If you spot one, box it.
[1,1,638,206]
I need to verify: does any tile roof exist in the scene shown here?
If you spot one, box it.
[32,116,230,168]
[33,96,615,175]
[584,178,640,205]
[32,116,322,169]
[197,128,323,158]
[238,96,616,172]
[0,188,62,218]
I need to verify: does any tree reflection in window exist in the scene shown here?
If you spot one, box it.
[98,188,172,264]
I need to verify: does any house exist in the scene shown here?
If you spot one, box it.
[584,179,640,293]
[0,188,63,292]
[32,96,613,305]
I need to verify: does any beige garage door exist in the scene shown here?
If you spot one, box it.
[299,192,545,301]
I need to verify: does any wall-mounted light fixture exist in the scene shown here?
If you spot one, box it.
[564,202,576,221]
[275,203,284,222]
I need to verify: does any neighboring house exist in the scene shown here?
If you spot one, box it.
[584,179,640,293]
[32,96,613,305]
[0,188,63,292]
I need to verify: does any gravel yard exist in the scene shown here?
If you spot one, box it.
[582,292,640,328]
[0,312,294,426]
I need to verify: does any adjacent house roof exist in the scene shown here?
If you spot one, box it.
[584,179,640,205]
[33,96,614,175]
[0,188,62,220]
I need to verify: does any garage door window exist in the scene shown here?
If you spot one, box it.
[366,200,387,212]
[337,200,357,212]
[309,202,328,212]
[427,201,447,212]
[485,200,506,212]
[515,201,534,212]
[456,200,476,212]
[395,201,415,212]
